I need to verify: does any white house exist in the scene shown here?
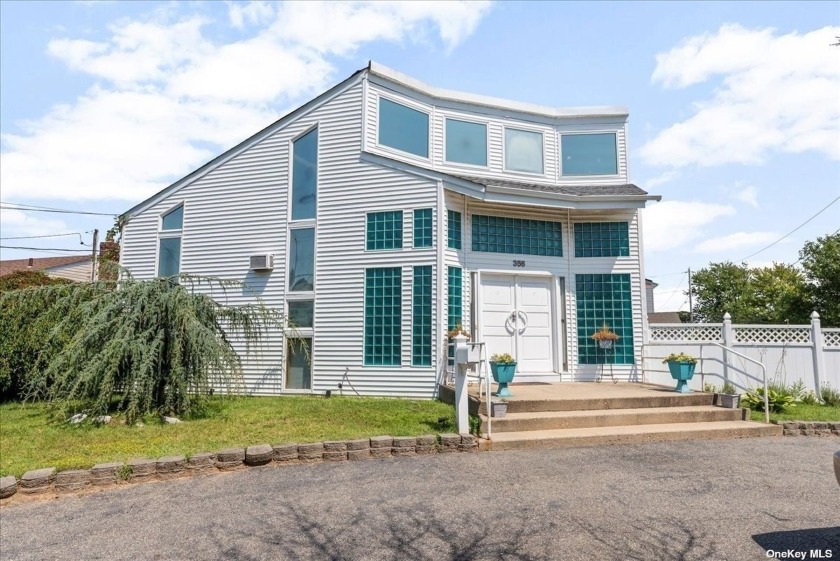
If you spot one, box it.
[119,62,661,398]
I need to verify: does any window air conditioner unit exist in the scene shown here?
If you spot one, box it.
[249,253,274,271]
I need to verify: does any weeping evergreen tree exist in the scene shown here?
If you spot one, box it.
[0,274,284,422]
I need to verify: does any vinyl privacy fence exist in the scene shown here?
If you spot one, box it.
[643,312,839,395]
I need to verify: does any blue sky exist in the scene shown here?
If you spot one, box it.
[1,1,838,310]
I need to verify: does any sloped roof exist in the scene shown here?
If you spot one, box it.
[0,256,90,277]
[648,312,683,324]
[452,174,650,198]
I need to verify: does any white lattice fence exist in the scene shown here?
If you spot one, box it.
[824,329,840,348]
[649,324,722,343]
[733,326,811,344]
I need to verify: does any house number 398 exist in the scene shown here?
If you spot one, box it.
[513,260,525,267]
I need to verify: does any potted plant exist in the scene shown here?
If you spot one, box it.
[718,381,741,408]
[662,352,698,393]
[591,323,619,350]
[489,353,516,398]
[490,398,508,418]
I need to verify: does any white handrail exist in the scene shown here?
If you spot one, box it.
[712,342,769,424]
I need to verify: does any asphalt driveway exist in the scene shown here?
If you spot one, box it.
[1,437,838,560]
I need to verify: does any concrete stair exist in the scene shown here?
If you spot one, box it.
[467,384,782,451]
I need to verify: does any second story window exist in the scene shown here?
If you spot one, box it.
[292,128,318,220]
[561,133,618,176]
[378,97,429,158]
[504,128,544,174]
[445,118,487,166]
[289,228,315,291]
[157,204,183,278]
[367,210,403,250]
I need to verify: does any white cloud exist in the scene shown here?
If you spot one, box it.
[643,170,680,189]
[693,231,777,253]
[0,209,68,238]
[731,182,759,208]
[1,2,492,202]
[640,24,840,167]
[643,200,736,252]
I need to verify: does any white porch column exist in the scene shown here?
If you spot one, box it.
[453,333,469,434]
[810,311,825,400]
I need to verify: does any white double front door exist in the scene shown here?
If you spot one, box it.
[480,274,555,374]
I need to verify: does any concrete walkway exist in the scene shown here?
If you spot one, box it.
[1,437,838,560]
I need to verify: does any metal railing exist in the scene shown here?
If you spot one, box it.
[712,342,769,424]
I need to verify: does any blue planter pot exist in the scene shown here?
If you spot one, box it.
[667,361,696,393]
[490,362,517,398]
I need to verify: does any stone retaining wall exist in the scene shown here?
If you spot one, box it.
[0,433,478,501]
[780,421,840,436]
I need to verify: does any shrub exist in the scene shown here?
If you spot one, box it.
[820,385,840,407]
[0,275,283,422]
[742,386,797,413]
[721,381,737,395]
[0,270,72,292]
[662,353,698,364]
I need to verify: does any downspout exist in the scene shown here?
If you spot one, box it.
[436,179,446,397]
[567,208,573,379]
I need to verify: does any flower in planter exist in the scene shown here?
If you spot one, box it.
[661,352,697,364]
[591,323,619,341]
[446,324,471,340]
[490,353,515,364]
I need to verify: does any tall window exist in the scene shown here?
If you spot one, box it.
[364,267,402,366]
[289,228,314,291]
[367,211,403,250]
[447,210,462,250]
[378,97,429,158]
[575,274,634,364]
[412,266,432,366]
[561,133,618,176]
[413,208,433,248]
[158,205,183,277]
[504,128,543,174]
[447,266,463,331]
[445,119,487,166]
[292,128,318,220]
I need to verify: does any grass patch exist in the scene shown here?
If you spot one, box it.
[0,396,455,477]
[748,402,840,423]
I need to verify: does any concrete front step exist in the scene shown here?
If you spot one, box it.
[483,405,748,433]
[480,392,714,415]
[484,421,782,451]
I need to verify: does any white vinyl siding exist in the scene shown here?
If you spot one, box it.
[122,81,440,398]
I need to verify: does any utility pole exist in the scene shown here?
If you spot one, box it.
[90,229,99,282]
[687,267,694,323]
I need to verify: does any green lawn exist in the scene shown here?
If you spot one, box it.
[0,396,455,478]
[748,403,840,423]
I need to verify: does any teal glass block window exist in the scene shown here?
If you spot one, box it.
[378,97,429,158]
[291,128,318,220]
[471,214,563,257]
[367,211,403,251]
[447,210,462,250]
[575,274,634,365]
[161,205,183,230]
[412,266,432,366]
[413,208,432,248]
[157,237,181,277]
[445,118,487,166]
[364,267,402,366]
[561,133,618,176]
[574,222,630,257]
[447,266,463,331]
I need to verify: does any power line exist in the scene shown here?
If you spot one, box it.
[658,272,687,310]
[0,245,91,253]
[0,203,118,217]
[0,232,83,240]
[738,195,840,262]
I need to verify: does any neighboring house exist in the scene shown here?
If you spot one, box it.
[119,62,661,397]
[648,312,683,324]
[0,256,92,282]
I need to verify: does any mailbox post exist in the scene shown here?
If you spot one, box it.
[453,333,469,434]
